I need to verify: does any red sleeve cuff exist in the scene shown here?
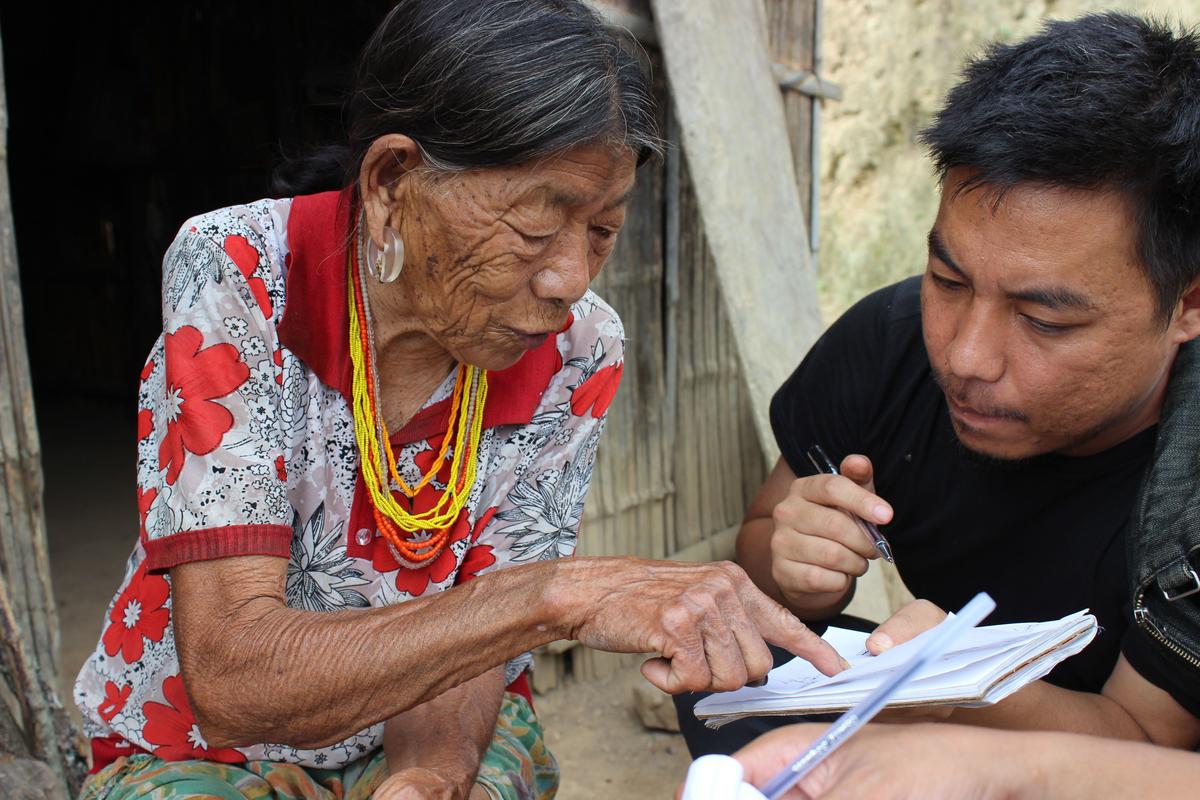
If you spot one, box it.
[143,524,292,572]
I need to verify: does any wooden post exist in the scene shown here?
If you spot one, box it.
[650,0,823,468]
[0,24,85,793]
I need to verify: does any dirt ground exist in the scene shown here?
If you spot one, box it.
[538,669,692,799]
[44,397,692,799]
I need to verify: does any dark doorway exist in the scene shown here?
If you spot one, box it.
[0,1,387,711]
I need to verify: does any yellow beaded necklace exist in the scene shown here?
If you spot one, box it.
[347,224,489,568]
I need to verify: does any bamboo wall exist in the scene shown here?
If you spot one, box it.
[539,0,823,686]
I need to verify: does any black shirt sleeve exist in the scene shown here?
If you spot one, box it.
[770,278,919,477]
[1122,620,1200,718]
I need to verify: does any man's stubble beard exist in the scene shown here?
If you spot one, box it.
[933,363,1138,465]
[931,364,1069,468]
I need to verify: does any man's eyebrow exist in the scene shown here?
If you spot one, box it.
[927,229,966,278]
[928,229,1095,313]
[1008,286,1095,313]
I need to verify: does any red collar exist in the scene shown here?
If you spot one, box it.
[278,190,562,445]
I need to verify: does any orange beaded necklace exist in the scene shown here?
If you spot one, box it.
[347,222,489,568]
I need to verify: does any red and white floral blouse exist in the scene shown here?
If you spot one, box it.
[74,191,625,770]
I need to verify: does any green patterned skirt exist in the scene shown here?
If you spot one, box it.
[81,692,557,800]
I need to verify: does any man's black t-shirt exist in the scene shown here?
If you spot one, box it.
[770,276,1159,697]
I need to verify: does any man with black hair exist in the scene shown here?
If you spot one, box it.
[676,11,1200,755]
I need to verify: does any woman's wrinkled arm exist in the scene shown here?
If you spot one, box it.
[171,552,842,749]
[372,666,505,800]
[171,555,559,749]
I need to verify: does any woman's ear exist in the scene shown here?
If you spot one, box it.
[358,134,424,245]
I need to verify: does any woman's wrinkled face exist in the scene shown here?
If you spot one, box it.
[371,142,637,371]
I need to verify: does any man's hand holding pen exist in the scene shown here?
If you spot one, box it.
[768,453,894,619]
[768,450,959,722]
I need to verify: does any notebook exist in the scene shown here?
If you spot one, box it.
[694,609,1097,727]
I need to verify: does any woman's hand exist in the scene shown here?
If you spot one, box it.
[173,553,841,749]
[556,558,844,694]
[372,768,489,800]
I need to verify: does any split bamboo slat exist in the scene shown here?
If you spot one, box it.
[564,0,816,681]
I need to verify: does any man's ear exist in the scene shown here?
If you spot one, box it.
[357,134,424,246]
[1170,274,1200,344]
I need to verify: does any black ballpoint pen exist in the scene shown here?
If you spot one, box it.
[805,444,895,563]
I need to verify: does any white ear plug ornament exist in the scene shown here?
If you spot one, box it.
[360,211,404,284]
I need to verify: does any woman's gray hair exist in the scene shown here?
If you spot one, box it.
[274,0,661,194]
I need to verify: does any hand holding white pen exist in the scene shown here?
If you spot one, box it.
[681,594,996,800]
[768,448,895,615]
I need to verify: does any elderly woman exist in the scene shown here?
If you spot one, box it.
[74,2,839,798]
